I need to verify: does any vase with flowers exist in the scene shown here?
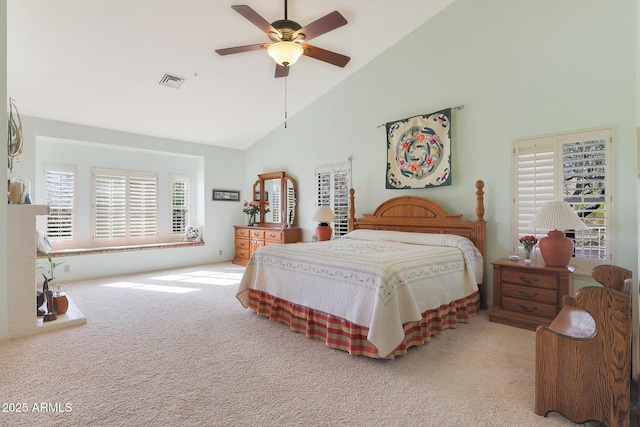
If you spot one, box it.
[519,235,538,264]
[242,200,270,226]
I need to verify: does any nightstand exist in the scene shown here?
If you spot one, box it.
[489,258,575,331]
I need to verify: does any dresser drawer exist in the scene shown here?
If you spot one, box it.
[236,239,250,250]
[235,248,249,260]
[502,296,558,319]
[250,230,265,239]
[502,283,558,305]
[236,229,251,238]
[502,269,558,290]
[265,230,283,243]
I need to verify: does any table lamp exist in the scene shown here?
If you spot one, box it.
[312,206,335,241]
[528,201,588,266]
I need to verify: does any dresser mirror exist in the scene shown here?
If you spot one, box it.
[252,171,297,227]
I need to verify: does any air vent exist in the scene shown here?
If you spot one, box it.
[158,72,186,89]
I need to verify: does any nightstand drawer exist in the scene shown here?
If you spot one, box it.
[502,283,558,305]
[502,296,558,319]
[502,269,558,290]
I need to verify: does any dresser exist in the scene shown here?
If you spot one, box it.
[232,225,302,266]
[489,258,575,330]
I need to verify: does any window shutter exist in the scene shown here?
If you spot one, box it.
[315,162,351,238]
[513,128,612,267]
[332,167,350,237]
[94,172,127,240]
[561,133,608,260]
[271,184,281,223]
[513,138,556,243]
[171,177,190,235]
[44,166,75,244]
[129,174,158,238]
[316,171,331,206]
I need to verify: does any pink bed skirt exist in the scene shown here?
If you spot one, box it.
[243,289,480,359]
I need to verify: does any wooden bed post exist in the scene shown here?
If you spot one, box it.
[348,188,356,231]
[474,180,487,310]
[475,180,485,222]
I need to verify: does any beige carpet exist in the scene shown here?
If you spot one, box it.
[0,263,622,426]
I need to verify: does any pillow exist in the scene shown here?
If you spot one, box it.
[184,225,203,242]
[36,230,52,254]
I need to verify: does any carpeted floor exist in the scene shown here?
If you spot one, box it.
[0,263,632,426]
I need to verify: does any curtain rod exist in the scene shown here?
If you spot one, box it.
[376,105,464,128]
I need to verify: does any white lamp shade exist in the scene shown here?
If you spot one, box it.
[528,201,588,231]
[267,42,304,66]
[312,206,335,223]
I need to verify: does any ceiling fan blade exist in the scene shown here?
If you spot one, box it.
[231,5,279,36]
[275,64,290,78]
[215,43,269,56]
[302,45,350,68]
[293,11,347,42]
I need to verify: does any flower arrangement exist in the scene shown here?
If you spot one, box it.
[242,200,270,216]
[519,235,538,250]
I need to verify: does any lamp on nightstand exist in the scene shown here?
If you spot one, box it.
[312,206,335,241]
[528,201,588,267]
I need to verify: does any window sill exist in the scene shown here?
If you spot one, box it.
[38,240,204,258]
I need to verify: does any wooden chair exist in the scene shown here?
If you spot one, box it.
[535,265,632,427]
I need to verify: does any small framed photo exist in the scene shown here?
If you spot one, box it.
[254,191,268,202]
[212,189,240,201]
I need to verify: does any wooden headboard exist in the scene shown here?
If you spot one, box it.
[348,180,487,309]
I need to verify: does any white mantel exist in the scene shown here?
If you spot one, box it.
[7,205,86,338]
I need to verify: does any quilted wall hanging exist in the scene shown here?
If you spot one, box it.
[385,108,452,189]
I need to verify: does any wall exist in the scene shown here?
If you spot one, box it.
[34,136,202,246]
[1,1,8,340]
[9,115,245,283]
[245,0,638,292]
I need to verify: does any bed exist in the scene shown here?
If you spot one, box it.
[236,180,487,358]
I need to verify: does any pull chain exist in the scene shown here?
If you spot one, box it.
[284,73,288,129]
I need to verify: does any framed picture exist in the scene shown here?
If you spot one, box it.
[254,191,268,201]
[212,189,240,201]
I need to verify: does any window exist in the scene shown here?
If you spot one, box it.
[512,128,612,271]
[171,175,190,238]
[92,168,158,246]
[315,161,351,238]
[43,164,76,248]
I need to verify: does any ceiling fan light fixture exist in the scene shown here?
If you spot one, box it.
[267,41,304,66]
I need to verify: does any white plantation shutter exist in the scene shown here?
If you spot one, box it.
[43,165,76,246]
[129,174,158,238]
[561,132,608,261]
[286,186,296,225]
[512,128,612,269]
[315,162,351,238]
[171,176,190,236]
[316,171,331,206]
[513,137,556,240]
[271,183,281,223]
[332,168,350,237]
[94,171,127,240]
[92,169,158,245]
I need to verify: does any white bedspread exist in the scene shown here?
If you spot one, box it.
[237,229,482,357]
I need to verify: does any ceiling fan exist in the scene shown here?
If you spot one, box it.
[215,1,351,78]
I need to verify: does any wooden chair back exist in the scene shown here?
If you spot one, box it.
[591,264,632,294]
[535,265,633,426]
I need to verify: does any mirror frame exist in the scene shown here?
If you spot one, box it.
[253,171,297,227]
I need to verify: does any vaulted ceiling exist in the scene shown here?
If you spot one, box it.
[7,0,455,149]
